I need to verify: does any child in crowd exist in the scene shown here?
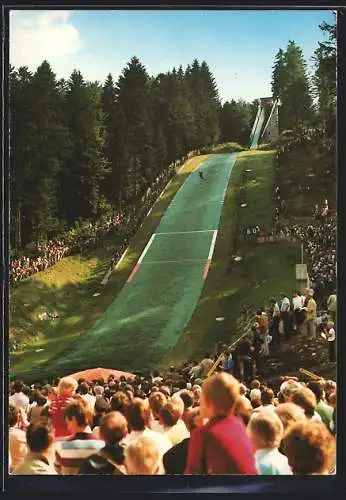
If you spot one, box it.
[247,411,292,475]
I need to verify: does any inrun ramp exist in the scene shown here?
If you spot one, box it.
[52,154,237,372]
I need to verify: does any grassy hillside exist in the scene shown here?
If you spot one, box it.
[158,150,299,368]
[10,150,300,382]
[10,156,207,381]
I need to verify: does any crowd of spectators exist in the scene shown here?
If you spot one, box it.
[9,369,336,476]
[290,215,336,301]
[10,161,178,284]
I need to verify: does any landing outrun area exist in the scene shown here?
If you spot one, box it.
[49,154,237,374]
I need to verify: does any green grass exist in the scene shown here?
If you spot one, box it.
[11,150,300,382]
[10,156,208,382]
[14,153,237,379]
[158,150,299,368]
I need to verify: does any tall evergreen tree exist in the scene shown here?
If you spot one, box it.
[115,57,155,205]
[272,41,314,131]
[11,61,70,246]
[312,19,336,136]
[59,70,109,223]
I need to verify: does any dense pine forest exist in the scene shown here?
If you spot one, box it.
[9,18,335,258]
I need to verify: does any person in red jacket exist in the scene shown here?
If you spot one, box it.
[49,377,78,438]
[185,372,257,475]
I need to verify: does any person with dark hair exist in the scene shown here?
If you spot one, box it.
[234,335,253,381]
[269,298,281,345]
[198,170,206,181]
[54,399,104,475]
[254,388,275,413]
[122,398,172,460]
[80,382,96,413]
[307,381,333,427]
[179,390,194,426]
[110,391,131,416]
[12,418,56,475]
[9,404,28,472]
[28,394,49,423]
[10,380,29,413]
[79,412,128,475]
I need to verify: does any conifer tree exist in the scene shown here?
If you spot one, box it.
[60,69,109,223]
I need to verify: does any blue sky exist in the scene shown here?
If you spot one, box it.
[10,9,335,102]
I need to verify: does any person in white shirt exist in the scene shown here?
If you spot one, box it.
[292,291,305,333]
[253,388,276,413]
[280,293,291,340]
[10,381,30,414]
[325,321,336,362]
[121,398,172,461]
[79,383,96,413]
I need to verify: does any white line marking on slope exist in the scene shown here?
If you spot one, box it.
[138,234,156,264]
[141,259,206,264]
[155,230,215,236]
[208,230,218,260]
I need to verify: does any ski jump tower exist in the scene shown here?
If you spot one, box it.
[249,97,281,149]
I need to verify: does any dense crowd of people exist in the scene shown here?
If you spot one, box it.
[291,216,336,301]
[10,162,179,284]
[9,367,336,476]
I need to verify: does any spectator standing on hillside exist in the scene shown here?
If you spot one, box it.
[234,335,253,382]
[325,321,336,363]
[327,291,337,324]
[13,419,57,475]
[303,289,317,340]
[189,361,202,381]
[269,298,281,345]
[200,354,214,378]
[280,293,291,340]
[185,373,257,475]
[292,291,304,333]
